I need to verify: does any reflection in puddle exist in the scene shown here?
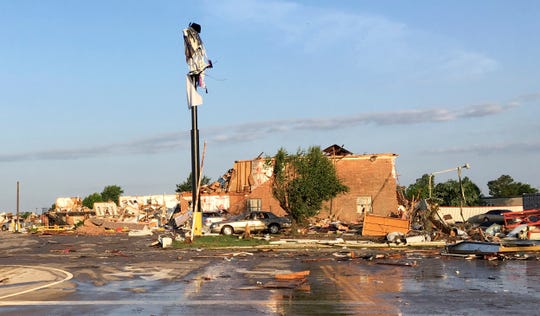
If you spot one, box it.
[277,261,403,315]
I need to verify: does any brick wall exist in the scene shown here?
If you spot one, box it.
[182,153,399,224]
[319,154,399,222]
[227,181,286,216]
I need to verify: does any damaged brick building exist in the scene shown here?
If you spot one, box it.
[179,145,399,224]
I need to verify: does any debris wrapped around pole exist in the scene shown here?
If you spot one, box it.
[182,22,212,94]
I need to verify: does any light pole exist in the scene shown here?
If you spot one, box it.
[16,181,20,233]
[182,22,212,237]
[428,163,470,198]
[428,163,470,222]
[456,164,469,222]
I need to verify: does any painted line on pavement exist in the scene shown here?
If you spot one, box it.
[0,265,73,300]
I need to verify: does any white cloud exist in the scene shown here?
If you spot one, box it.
[0,100,520,162]
[513,93,540,104]
[424,141,540,155]
[205,0,498,81]
[430,50,499,80]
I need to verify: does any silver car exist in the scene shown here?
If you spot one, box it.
[210,211,291,235]
[202,210,229,227]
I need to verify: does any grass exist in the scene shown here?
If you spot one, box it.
[173,235,270,248]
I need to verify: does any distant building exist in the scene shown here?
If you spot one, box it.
[481,197,523,207]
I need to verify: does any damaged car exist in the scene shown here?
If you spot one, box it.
[210,211,291,235]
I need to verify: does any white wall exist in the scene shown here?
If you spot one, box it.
[437,206,523,222]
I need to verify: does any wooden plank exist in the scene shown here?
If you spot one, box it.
[275,270,310,280]
[498,245,540,253]
[362,213,409,236]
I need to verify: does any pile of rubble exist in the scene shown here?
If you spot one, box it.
[70,218,152,236]
[287,198,540,260]
[73,219,113,235]
[39,195,178,236]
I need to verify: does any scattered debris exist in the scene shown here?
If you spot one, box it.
[50,248,76,254]
[275,270,310,280]
[158,236,173,248]
[405,234,431,244]
[332,251,356,261]
[503,209,540,229]
[105,249,129,257]
[128,226,153,237]
[444,240,540,256]
[376,261,417,267]
[386,232,406,245]
[263,278,308,290]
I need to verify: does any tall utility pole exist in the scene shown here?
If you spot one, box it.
[16,181,20,233]
[190,91,201,214]
[182,22,212,237]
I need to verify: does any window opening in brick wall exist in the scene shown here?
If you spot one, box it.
[356,196,372,216]
[247,199,262,212]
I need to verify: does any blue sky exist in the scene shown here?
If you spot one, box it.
[1,0,539,212]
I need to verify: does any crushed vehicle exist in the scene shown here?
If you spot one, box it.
[210,211,291,235]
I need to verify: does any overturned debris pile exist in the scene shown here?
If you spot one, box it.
[73,219,114,235]
[306,218,360,234]
[73,218,157,236]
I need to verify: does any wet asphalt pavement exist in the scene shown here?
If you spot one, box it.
[0,233,539,315]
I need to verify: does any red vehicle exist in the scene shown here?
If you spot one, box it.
[503,209,540,230]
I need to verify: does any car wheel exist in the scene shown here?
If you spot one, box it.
[1,226,6,231]
[221,225,234,236]
[268,224,280,234]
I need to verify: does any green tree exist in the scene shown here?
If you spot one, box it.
[101,185,124,205]
[20,211,32,219]
[433,177,482,206]
[271,146,349,224]
[487,175,538,197]
[404,174,431,200]
[176,173,211,193]
[82,192,103,209]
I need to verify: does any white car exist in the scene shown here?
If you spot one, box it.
[1,218,25,231]
[210,211,291,235]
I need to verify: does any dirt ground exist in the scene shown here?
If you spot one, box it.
[1,231,539,315]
